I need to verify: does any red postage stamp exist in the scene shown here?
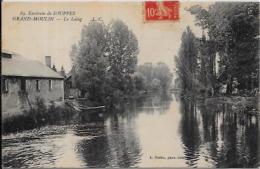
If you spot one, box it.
[144,1,179,21]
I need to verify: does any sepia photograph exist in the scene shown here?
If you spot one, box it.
[1,0,259,168]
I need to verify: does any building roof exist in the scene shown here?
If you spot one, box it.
[2,52,64,79]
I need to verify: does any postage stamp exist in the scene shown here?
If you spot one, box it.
[144,1,179,21]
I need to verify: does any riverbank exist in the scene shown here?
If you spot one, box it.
[179,92,259,116]
[205,96,259,115]
[2,100,76,134]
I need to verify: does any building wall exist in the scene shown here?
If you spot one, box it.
[2,77,64,115]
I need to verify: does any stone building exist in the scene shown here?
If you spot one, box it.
[1,51,64,116]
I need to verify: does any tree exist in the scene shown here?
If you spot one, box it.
[70,20,139,104]
[151,78,161,91]
[189,2,259,94]
[107,20,139,95]
[153,62,173,92]
[133,72,146,91]
[198,35,217,96]
[70,21,109,104]
[136,62,173,92]
[175,27,198,95]
[137,62,154,89]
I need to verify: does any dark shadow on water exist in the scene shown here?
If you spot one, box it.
[179,99,201,167]
[74,112,142,167]
[179,97,259,168]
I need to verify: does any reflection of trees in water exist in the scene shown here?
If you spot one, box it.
[74,110,142,168]
[180,98,258,167]
[244,116,258,167]
[135,93,172,114]
[74,95,257,168]
[179,99,201,167]
[179,98,258,167]
[215,104,258,168]
[74,125,111,167]
[217,104,239,167]
[199,102,219,163]
[74,95,171,167]
[104,113,142,167]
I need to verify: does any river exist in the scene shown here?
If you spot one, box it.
[2,94,259,168]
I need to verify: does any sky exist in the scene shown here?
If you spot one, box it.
[2,1,212,74]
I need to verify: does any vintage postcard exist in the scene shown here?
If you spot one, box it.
[1,0,259,168]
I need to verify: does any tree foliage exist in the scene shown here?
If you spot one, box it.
[70,20,139,104]
[178,2,259,96]
[153,62,173,91]
[175,27,198,95]
[107,20,139,94]
[137,62,173,92]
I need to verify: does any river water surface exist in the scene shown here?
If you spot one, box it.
[2,94,259,168]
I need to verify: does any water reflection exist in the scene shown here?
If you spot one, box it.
[75,125,111,167]
[179,98,259,168]
[2,94,259,168]
[2,126,68,168]
[180,100,201,167]
[74,115,142,168]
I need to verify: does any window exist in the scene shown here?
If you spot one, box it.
[49,80,52,91]
[36,80,40,91]
[2,78,9,92]
[21,79,26,92]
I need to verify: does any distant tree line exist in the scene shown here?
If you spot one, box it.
[135,62,173,93]
[175,2,259,97]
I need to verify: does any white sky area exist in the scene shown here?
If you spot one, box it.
[2,2,212,74]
